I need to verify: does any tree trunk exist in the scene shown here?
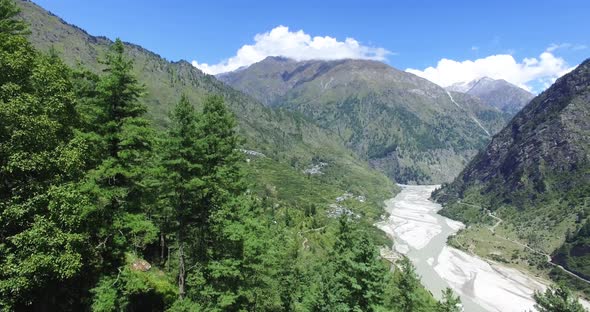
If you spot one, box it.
[167,246,171,272]
[178,242,186,299]
[160,232,165,264]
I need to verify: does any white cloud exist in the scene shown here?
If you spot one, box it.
[192,25,392,75]
[406,49,576,93]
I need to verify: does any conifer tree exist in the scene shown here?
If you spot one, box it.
[187,95,248,308]
[437,288,462,312]
[315,217,387,311]
[533,285,585,312]
[88,38,156,288]
[394,257,426,312]
[0,0,26,35]
[160,94,202,298]
[161,95,284,310]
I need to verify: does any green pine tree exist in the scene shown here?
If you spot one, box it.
[86,38,158,309]
[393,257,426,312]
[160,94,203,299]
[187,95,248,309]
[0,0,26,35]
[533,285,585,312]
[314,217,387,312]
[437,288,462,312]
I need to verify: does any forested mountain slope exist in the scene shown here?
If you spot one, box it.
[434,59,589,212]
[220,56,509,183]
[433,58,590,295]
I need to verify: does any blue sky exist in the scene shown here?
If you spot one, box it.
[34,0,589,92]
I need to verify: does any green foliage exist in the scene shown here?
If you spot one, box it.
[91,276,119,312]
[116,212,158,253]
[533,285,585,312]
[158,93,203,298]
[437,288,462,312]
[167,298,202,312]
[310,218,388,311]
[0,3,96,307]
[549,267,590,300]
[385,257,438,312]
[0,0,26,35]
[90,254,177,312]
[553,219,590,279]
[83,36,157,272]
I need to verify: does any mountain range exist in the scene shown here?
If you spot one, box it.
[17,0,541,201]
[20,0,533,186]
[220,56,513,183]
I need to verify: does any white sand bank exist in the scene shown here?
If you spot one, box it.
[378,185,442,250]
[435,246,545,312]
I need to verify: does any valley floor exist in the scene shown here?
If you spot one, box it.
[375,185,588,312]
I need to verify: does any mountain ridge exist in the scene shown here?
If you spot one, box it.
[220,56,511,183]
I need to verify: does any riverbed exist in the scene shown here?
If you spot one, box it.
[376,185,547,312]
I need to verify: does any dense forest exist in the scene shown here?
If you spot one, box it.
[0,1,465,311]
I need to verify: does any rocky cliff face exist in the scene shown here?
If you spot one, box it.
[433,60,590,289]
[435,59,589,205]
[220,57,509,183]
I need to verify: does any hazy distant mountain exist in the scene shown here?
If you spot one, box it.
[446,79,481,93]
[447,77,534,114]
[433,59,590,280]
[220,57,510,183]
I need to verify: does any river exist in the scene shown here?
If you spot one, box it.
[376,185,547,312]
